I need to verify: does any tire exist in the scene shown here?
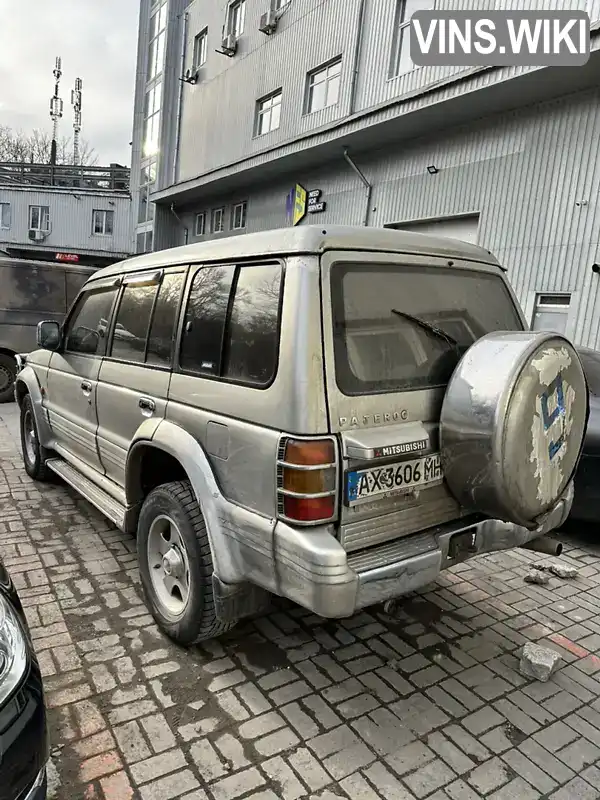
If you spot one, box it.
[20,394,53,482]
[0,353,16,403]
[137,480,234,646]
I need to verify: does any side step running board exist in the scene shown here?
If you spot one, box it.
[46,458,126,530]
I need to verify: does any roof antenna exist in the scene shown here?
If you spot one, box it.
[71,78,82,166]
[49,56,63,166]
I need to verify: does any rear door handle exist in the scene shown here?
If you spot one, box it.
[81,380,92,395]
[139,397,155,415]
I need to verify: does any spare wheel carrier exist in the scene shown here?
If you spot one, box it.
[440,330,588,529]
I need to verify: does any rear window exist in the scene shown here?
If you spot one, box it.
[330,262,523,395]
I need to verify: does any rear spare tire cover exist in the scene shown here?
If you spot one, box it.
[440,331,588,528]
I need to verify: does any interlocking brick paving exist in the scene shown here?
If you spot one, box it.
[2,403,600,800]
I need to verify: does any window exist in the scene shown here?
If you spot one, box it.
[139,160,157,224]
[193,28,208,67]
[1,264,65,312]
[211,207,225,233]
[110,281,159,363]
[143,83,162,158]
[228,0,246,37]
[148,0,168,80]
[231,202,247,230]
[147,272,185,366]
[223,264,283,385]
[66,272,90,309]
[256,90,282,135]
[389,0,434,78]
[0,202,10,229]
[179,263,283,386]
[29,205,50,231]
[65,288,118,356]
[531,294,571,335]
[92,210,115,236]
[194,212,206,236]
[330,263,522,396]
[306,58,342,114]
[180,266,236,374]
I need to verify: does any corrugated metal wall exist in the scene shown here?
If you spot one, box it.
[0,189,132,255]
[179,87,600,348]
[174,0,599,184]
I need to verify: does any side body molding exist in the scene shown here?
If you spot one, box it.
[14,366,53,447]
[126,419,271,585]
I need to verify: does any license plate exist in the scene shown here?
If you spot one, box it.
[345,453,443,505]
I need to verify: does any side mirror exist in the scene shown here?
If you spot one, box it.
[36,320,61,350]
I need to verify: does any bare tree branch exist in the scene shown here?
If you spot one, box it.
[0,125,99,166]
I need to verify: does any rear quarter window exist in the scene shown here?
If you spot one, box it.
[179,261,284,387]
[330,262,523,396]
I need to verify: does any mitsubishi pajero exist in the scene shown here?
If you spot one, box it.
[14,226,588,645]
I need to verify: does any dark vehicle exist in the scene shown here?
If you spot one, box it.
[570,346,600,523]
[0,256,96,402]
[0,557,48,799]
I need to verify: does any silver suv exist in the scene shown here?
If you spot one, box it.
[15,226,588,646]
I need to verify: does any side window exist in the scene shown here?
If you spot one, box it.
[223,264,282,385]
[147,272,185,366]
[66,272,92,310]
[180,266,235,375]
[65,288,118,356]
[110,282,159,363]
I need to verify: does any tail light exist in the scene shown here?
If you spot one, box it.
[277,436,339,525]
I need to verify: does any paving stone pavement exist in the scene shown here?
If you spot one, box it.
[4,404,600,800]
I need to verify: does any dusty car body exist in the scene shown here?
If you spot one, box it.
[14,225,588,645]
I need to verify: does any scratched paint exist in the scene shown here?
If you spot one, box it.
[530,347,575,505]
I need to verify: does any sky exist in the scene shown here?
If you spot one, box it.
[0,0,139,166]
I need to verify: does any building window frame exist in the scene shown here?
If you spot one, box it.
[0,202,10,229]
[92,209,115,237]
[227,0,246,38]
[148,0,168,81]
[389,0,435,79]
[29,205,50,232]
[211,207,225,234]
[255,90,282,136]
[193,28,208,68]
[305,57,342,115]
[194,212,206,236]
[531,293,571,335]
[231,202,247,231]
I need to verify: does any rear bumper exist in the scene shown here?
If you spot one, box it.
[267,483,573,618]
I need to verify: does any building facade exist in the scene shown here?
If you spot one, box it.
[0,162,132,268]
[132,0,600,346]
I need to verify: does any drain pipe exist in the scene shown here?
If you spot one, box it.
[172,11,188,185]
[343,148,372,226]
[170,203,188,245]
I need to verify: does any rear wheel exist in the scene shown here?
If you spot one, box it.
[20,394,53,481]
[137,480,234,646]
[0,353,16,403]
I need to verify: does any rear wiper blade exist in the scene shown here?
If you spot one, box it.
[390,308,459,348]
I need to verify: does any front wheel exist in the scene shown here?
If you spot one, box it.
[0,353,16,403]
[137,480,234,646]
[20,395,52,481]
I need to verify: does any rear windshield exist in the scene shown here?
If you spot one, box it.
[330,262,523,395]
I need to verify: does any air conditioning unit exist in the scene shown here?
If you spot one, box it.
[221,33,237,55]
[28,229,45,242]
[183,67,200,84]
[259,9,278,34]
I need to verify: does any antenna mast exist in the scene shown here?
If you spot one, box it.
[49,56,63,166]
[71,78,82,165]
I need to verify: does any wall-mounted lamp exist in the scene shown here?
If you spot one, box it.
[427,165,438,174]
